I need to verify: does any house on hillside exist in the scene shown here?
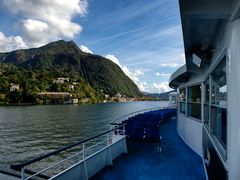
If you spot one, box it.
[10,83,19,92]
[115,92,121,98]
[53,78,70,84]
[68,84,75,91]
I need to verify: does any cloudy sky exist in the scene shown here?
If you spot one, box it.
[0,0,185,93]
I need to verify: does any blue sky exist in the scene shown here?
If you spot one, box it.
[0,0,185,93]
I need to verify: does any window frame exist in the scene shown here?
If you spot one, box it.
[178,87,186,115]
[202,50,228,160]
[186,83,202,121]
[209,56,227,155]
[204,77,210,129]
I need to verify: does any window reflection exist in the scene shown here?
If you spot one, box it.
[187,85,201,120]
[212,107,227,148]
[179,88,186,114]
[211,57,227,149]
[171,96,176,104]
[211,58,227,106]
[204,78,210,128]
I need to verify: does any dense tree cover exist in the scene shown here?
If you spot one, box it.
[0,63,105,105]
[0,40,142,97]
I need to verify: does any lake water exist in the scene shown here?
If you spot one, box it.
[0,101,168,171]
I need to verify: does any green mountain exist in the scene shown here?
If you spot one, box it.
[0,40,141,97]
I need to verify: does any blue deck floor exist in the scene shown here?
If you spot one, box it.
[91,118,206,180]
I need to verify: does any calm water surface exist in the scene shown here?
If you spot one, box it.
[0,101,166,171]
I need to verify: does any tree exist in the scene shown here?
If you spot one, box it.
[52,83,61,92]
[8,91,22,104]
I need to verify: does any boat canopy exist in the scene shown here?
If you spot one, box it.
[169,0,238,88]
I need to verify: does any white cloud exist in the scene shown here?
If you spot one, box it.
[157,53,185,68]
[1,0,88,48]
[104,54,172,93]
[21,19,52,47]
[0,32,28,52]
[105,54,144,84]
[23,19,49,32]
[136,81,172,93]
[159,63,182,68]
[153,25,182,37]
[105,55,121,66]
[152,82,171,93]
[179,53,185,62]
[79,45,93,54]
[137,82,148,92]
[155,72,171,77]
[135,70,144,76]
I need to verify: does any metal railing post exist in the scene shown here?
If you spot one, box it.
[82,143,88,180]
[21,167,25,180]
[107,132,110,145]
[116,126,119,135]
[82,143,85,160]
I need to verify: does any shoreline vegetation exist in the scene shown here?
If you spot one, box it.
[0,63,155,106]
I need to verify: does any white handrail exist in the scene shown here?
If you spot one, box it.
[22,131,125,180]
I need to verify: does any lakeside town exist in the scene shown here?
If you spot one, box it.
[1,77,149,105]
[0,64,155,105]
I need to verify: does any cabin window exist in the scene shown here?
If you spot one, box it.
[204,78,210,128]
[211,58,227,106]
[211,57,227,148]
[187,85,201,120]
[179,88,186,114]
[171,95,176,104]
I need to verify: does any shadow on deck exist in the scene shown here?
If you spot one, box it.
[91,119,206,180]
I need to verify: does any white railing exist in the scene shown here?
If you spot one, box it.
[11,126,126,180]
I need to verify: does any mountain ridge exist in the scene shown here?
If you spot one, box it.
[0,40,141,97]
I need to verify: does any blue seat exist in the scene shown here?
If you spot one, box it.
[129,128,145,140]
[146,128,160,142]
[121,108,177,141]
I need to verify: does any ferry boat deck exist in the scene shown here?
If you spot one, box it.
[0,108,207,180]
[92,118,206,180]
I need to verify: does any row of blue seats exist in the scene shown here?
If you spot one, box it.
[122,109,176,141]
[125,109,176,127]
[127,127,160,142]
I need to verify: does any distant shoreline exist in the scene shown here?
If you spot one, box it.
[0,100,163,107]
